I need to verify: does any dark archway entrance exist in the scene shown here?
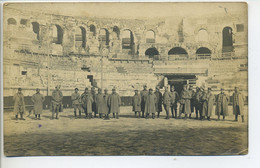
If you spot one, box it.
[222,27,233,52]
[145,48,159,60]
[166,75,196,95]
[196,47,211,59]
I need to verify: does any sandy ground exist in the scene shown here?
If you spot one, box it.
[4,106,248,156]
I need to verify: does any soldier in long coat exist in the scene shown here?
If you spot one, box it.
[194,87,202,119]
[51,85,63,120]
[103,89,110,119]
[215,88,229,120]
[31,88,45,120]
[71,88,81,119]
[13,88,26,120]
[91,87,97,117]
[179,85,192,119]
[202,88,215,121]
[144,88,157,119]
[95,88,105,118]
[154,86,163,118]
[81,88,94,119]
[233,87,245,122]
[189,85,196,119]
[108,88,121,119]
[132,90,141,118]
[140,85,148,118]
[170,85,180,118]
[163,86,171,119]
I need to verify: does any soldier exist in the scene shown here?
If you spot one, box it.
[154,86,163,118]
[31,88,45,120]
[71,88,81,119]
[179,85,192,119]
[163,86,171,119]
[170,85,180,118]
[103,89,110,120]
[202,87,215,121]
[51,85,63,120]
[215,88,229,120]
[233,87,245,122]
[189,85,196,119]
[91,87,97,117]
[13,88,26,120]
[132,89,141,118]
[96,88,105,118]
[145,88,157,119]
[194,87,203,119]
[108,88,121,119]
[81,88,94,119]
[140,85,148,118]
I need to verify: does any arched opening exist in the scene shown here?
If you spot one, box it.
[90,24,96,36]
[99,28,109,46]
[20,19,28,26]
[168,47,188,60]
[52,24,63,44]
[198,29,208,42]
[196,47,211,59]
[75,26,86,48]
[122,29,134,55]
[146,30,155,43]
[145,47,159,60]
[32,22,40,40]
[222,27,233,52]
[113,26,120,39]
[7,18,17,25]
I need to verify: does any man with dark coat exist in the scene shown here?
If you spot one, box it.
[103,89,110,120]
[13,88,26,120]
[145,88,157,119]
[95,88,105,118]
[154,86,163,118]
[132,89,141,118]
[202,88,215,121]
[189,85,196,119]
[71,88,81,119]
[194,87,203,119]
[108,88,121,119]
[179,85,192,119]
[81,88,94,119]
[233,87,245,122]
[170,85,180,118]
[140,85,148,118]
[32,88,45,120]
[163,86,171,119]
[91,87,97,117]
[215,88,229,120]
[51,85,63,120]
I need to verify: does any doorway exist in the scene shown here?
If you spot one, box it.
[165,75,196,95]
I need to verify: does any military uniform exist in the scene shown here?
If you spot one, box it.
[108,92,121,119]
[154,90,163,117]
[81,92,94,119]
[71,92,81,118]
[163,90,171,119]
[170,91,179,118]
[144,92,157,119]
[140,89,148,118]
[51,89,63,119]
[215,93,229,119]
[32,92,45,115]
[132,93,141,118]
[13,92,26,119]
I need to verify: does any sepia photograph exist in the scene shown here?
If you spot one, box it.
[2,2,248,156]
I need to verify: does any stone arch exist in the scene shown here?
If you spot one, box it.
[75,26,87,48]
[90,24,96,36]
[198,29,208,42]
[146,30,155,43]
[222,26,233,52]
[113,26,120,39]
[99,28,110,45]
[52,24,63,44]
[196,47,211,59]
[145,47,159,60]
[31,22,40,40]
[7,18,17,25]
[122,29,135,55]
[168,47,188,55]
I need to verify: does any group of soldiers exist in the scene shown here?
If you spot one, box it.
[12,84,245,122]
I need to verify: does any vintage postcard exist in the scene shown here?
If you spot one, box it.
[2,2,248,156]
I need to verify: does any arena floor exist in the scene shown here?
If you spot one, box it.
[3,106,248,156]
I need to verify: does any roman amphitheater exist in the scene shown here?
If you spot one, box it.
[3,6,248,107]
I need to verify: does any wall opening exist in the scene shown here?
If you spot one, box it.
[20,19,28,26]
[113,26,120,39]
[75,26,86,48]
[145,47,159,60]
[99,28,109,45]
[8,18,17,25]
[52,24,63,44]
[196,47,211,59]
[146,30,155,43]
[198,29,208,42]
[168,47,188,60]
[122,29,134,55]
[90,24,96,36]
[32,22,40,40]
[222,26,233,52]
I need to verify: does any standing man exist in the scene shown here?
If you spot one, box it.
[103,89,110,120]
[205,88,215,121]
[163,86,171,119]
[51,85,63,120]
[233,87,245,122]
[144,88,157,119]
[170,85,180,118]
[96,88,105,118]
[215,88,229,120]
[71,88,81,119]
[179,85,192,119]
[108,88,121,119]
[154,86,163,118]
[189,85,196,119]
[132,89,141,118]
[194,87,203,119]
[31,88,45,120]
[81,88,94,119]
[13,88,26,120]
[140,85,148,118]
[91,87,97,117]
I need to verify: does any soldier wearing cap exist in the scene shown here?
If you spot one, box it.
[154,86,163,118]
[108,88,121,119]
[170,85,180,118]
[71,88,81,119]
[163,86,171,119]
[132,89,141,118]
[233,87,245,122]
[140,85,148,118]
[103,89,110,119]
[31,88,45,120]
[51,85,63,120]
[194,86,203,119]
[95,88,105,118]
[81,88,94,119]
[179,85,192,119]
[215,88,229,120]
[189,85,196,119]
[91,87,97,117]
[202,87,215,121]
[13,88,26,120]
[144,88,157,119]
